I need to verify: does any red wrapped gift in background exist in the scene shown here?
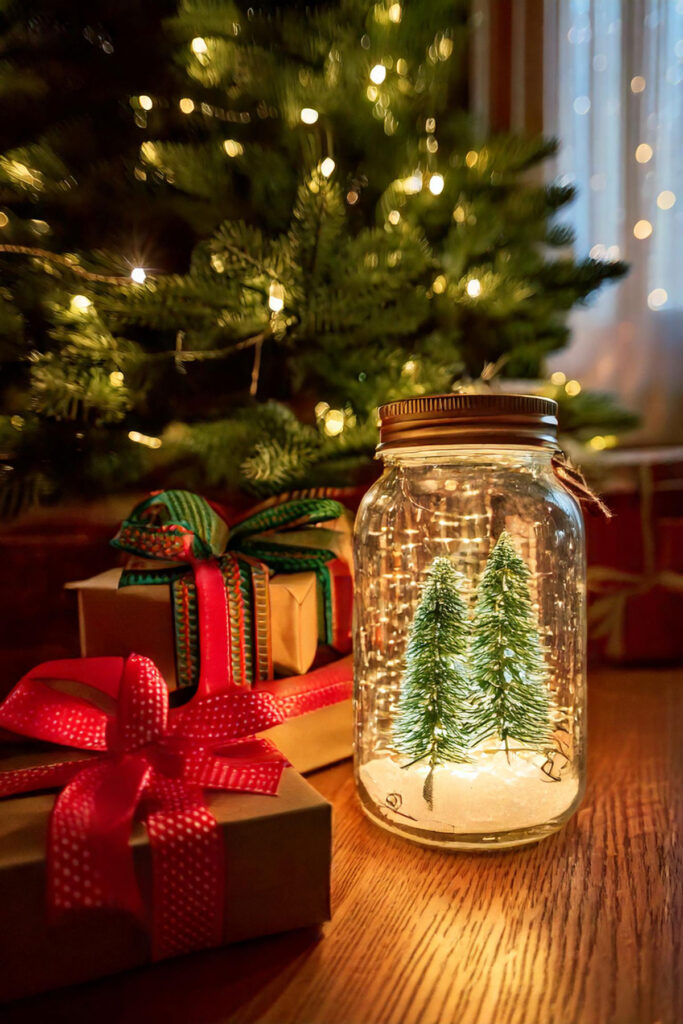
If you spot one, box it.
[585,447,683,664]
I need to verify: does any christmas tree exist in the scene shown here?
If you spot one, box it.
[393,556,471,809]
[469,532,552,759]
[0,0,632,517]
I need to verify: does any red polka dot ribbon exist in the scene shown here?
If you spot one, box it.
[0,653,290,960]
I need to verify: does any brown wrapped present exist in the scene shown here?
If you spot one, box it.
[0,764,331,1002]
[65,571,353,773]
[66,566,319,682]
[0,652,333,1002]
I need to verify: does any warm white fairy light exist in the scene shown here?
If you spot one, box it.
[657,190,676,210]
[565,379,582,396]
[320,157,336,177]
[465,150,478,168]
[550,370,566,385]
[647,288,668,310]
[138,95,153,110]
[635,143,653,164]
[223,139,243,157]
[370,64,386,84]
[0,212,8,228]
[109,371,124,387]
[388,209,401,225]
[428,173,444,195]
[588,434,617,451]
[300,107,319,124]
[438,37,453,59]
[403,172,423,195]
[432,275,446,294]
[630,75,646,93]
[128,431,162,449]
[323,408,345,436]
[131,267,147,283]
[389,3,402,22]
[633,219,653,240]
[268,281,285,313]
[191,37,208,54]
[314,401,330,419]
[70,294,91,313]
[466,278,481,298]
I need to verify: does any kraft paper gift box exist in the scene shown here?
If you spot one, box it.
[66,566,319,682]
[0,755,331,1003]
[65,570,353,773]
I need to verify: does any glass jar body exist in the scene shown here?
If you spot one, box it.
[353,446,586,850]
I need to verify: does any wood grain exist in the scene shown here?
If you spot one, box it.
[5,668,682,1024]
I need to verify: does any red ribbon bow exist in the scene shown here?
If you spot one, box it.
[0,653,288,960]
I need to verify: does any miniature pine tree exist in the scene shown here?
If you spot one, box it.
[393,556,471,809]
[469,532,552,758]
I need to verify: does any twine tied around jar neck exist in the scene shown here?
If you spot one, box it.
[551,452,612,518]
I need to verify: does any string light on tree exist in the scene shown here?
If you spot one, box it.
[432,275,447,294]
[588,434,618,451]
[370,64,386,84]
[428,174,444,195]
[466,278,481,298]
[631,76,646,93]
[223,139,243,157]
[300,107,319,124]
[323,408,345,436]
[191,37,208,55]
[403,172,422,194]
[70,294,92,313]
[320,157,336,177]
[465,150,478,168]
[131,267,147,284]
[179,98,195,114]
[138,95,153,110]
[109,371,125,387]
[388,209,401,225]
[389,3,402,22]
[268,281,285,313]
[128,430,162,449]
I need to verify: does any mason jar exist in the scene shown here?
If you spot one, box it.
[353,394,586,849]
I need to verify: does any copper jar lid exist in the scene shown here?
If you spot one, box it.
[377,393,559,451]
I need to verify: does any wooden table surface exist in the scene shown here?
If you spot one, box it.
[6,667,682,1024]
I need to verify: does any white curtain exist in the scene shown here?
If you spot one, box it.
[544,0,683,442]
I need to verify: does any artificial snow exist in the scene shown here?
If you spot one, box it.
[359,742,579,836]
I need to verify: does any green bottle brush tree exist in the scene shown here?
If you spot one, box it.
[393,534,553,808]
